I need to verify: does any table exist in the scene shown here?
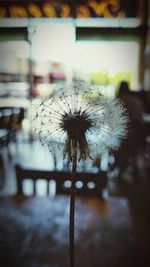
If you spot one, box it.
[0,195,139,267]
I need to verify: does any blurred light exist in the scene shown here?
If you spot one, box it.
[23,179,34,196]
[75,181,83,189]
[100,151,109,171]
[102,188,108,200]
[37,83,53,96]
[0,41,29,58]
[87,181,95,189]
[49,180,56,197]
[32,23,75,62]
[74,41,139,91]
[36,179,47,197]
[63,180,71,188]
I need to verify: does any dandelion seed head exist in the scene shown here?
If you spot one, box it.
[32,81,128,163]
[60,111,92,139]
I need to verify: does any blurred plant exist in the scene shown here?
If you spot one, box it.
[33,81,128,267]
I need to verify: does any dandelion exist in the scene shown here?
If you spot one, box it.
[33,82,127,163]
[33,81,128,267]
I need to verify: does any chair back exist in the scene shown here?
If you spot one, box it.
[15,164,107,199]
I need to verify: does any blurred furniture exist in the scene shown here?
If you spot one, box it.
[0,97,29,153]
[0,82,29,98]
[0,97,29,109]
[15,164,107,199]
[0,107,24,148]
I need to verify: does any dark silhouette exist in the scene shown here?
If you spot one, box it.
[112,81,145,180]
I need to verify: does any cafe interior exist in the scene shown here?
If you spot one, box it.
[0,0,150,267]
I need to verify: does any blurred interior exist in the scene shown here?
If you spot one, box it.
[0,0,150,267]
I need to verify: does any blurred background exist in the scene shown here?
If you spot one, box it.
[0,1,150,267]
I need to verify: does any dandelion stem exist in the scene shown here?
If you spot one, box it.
[69,141,77,267]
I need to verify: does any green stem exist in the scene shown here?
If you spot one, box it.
[69,142,77,267]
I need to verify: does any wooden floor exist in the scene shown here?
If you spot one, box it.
[0,195,140,267]
[0,136,150,267]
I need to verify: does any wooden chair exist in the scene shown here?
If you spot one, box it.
[15,164,107,199]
